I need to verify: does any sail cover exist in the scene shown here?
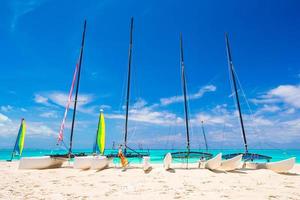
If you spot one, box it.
[13,119,26,156]
[93,110,105,154]
[57,63,79,143]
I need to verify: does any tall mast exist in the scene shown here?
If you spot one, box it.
[201,121,208,151]
[225,33,248,153]
[124,17,134,154]
[180,33,190,153]
[68,20,87,155]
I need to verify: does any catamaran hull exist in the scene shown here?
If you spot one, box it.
[266,157,296,173]
[73,156,109,170]
[73,156,94,170]
[91,156,108,170]
[220,154,242,171]
[164,153,172,170]
[19,156,66,169]
[205,153,222,170]
[244,162,266,170]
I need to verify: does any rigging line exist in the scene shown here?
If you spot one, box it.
[221,123,226,151]
[201,121,208,151]
[118,66,128,113]
[232,68,264,149]
[127,125,137,145]
[227,57,245,149]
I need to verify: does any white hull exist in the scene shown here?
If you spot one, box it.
[73,156,94,170]
[266,157,296,173]
[244,162,266,170]
[143,156,151,171]
[19,156,66,170]
[90,156,108,170]
[220,154,242,171]
[163,153,172,170]
[205,153,222,170]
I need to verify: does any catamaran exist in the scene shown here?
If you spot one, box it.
[8,118,26,162]
[222,33,295,172]
[74,109,109,170]
[221,33,272,162]
[19,20,88,169]
[107,17,149,159]
[164,33,213,169]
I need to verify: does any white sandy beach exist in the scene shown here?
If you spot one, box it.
[0,161,299,200]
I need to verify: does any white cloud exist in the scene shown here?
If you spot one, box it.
[10,0,48,30]
[34,94,49,104]
[34,91,96,114]
[267,85,300,108]
[0,113,10,122]
[21,108,27,112]
[26,122,56,137]
[284,108,295,114]
[134,133,184,146]
[1,105,13,112]
[160,85,216,106]
[106,99,183,126]
[248,117,273,126]
[258,105,281,113]
[191,113,231,127]
[39,111,58,118]
[99,105,111,110]
[250,97,280,104]
[0,117,56,138]
[252,85,300,109]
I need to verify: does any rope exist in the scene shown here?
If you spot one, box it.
[232,69,263,149]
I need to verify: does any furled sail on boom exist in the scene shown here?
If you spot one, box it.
[93,109,106,155]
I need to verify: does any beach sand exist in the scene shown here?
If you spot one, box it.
[0,162,299,200]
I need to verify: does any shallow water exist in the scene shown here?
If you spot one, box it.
[1,148,299,163]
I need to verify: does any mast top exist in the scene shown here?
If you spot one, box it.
[81,20,87,47]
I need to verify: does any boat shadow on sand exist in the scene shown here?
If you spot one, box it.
[278,172,300,176]
[207,169,247,174]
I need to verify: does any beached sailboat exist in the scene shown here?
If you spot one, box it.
[164,34,213,168]
[223,33,296,172]
[74,109,109,170]
[220,154,243,171]
[265,157,296,173]
[201,153,222,170]
[107,17,149,159]
[19,20,88,169]
[222,33,272,162]
[198,122,224,170]
[8,118,26,161]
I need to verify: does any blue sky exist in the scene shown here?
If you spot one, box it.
[0,0,300,150]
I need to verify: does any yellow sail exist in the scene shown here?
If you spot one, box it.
[18,119,26,155]
[11,118,26,161]
[96,110,105,155]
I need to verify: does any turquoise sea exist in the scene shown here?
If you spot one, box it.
[0,149,299,163]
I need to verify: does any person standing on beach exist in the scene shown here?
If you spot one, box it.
[118,145,128,170]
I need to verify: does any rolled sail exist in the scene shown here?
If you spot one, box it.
[94,110,105,155]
